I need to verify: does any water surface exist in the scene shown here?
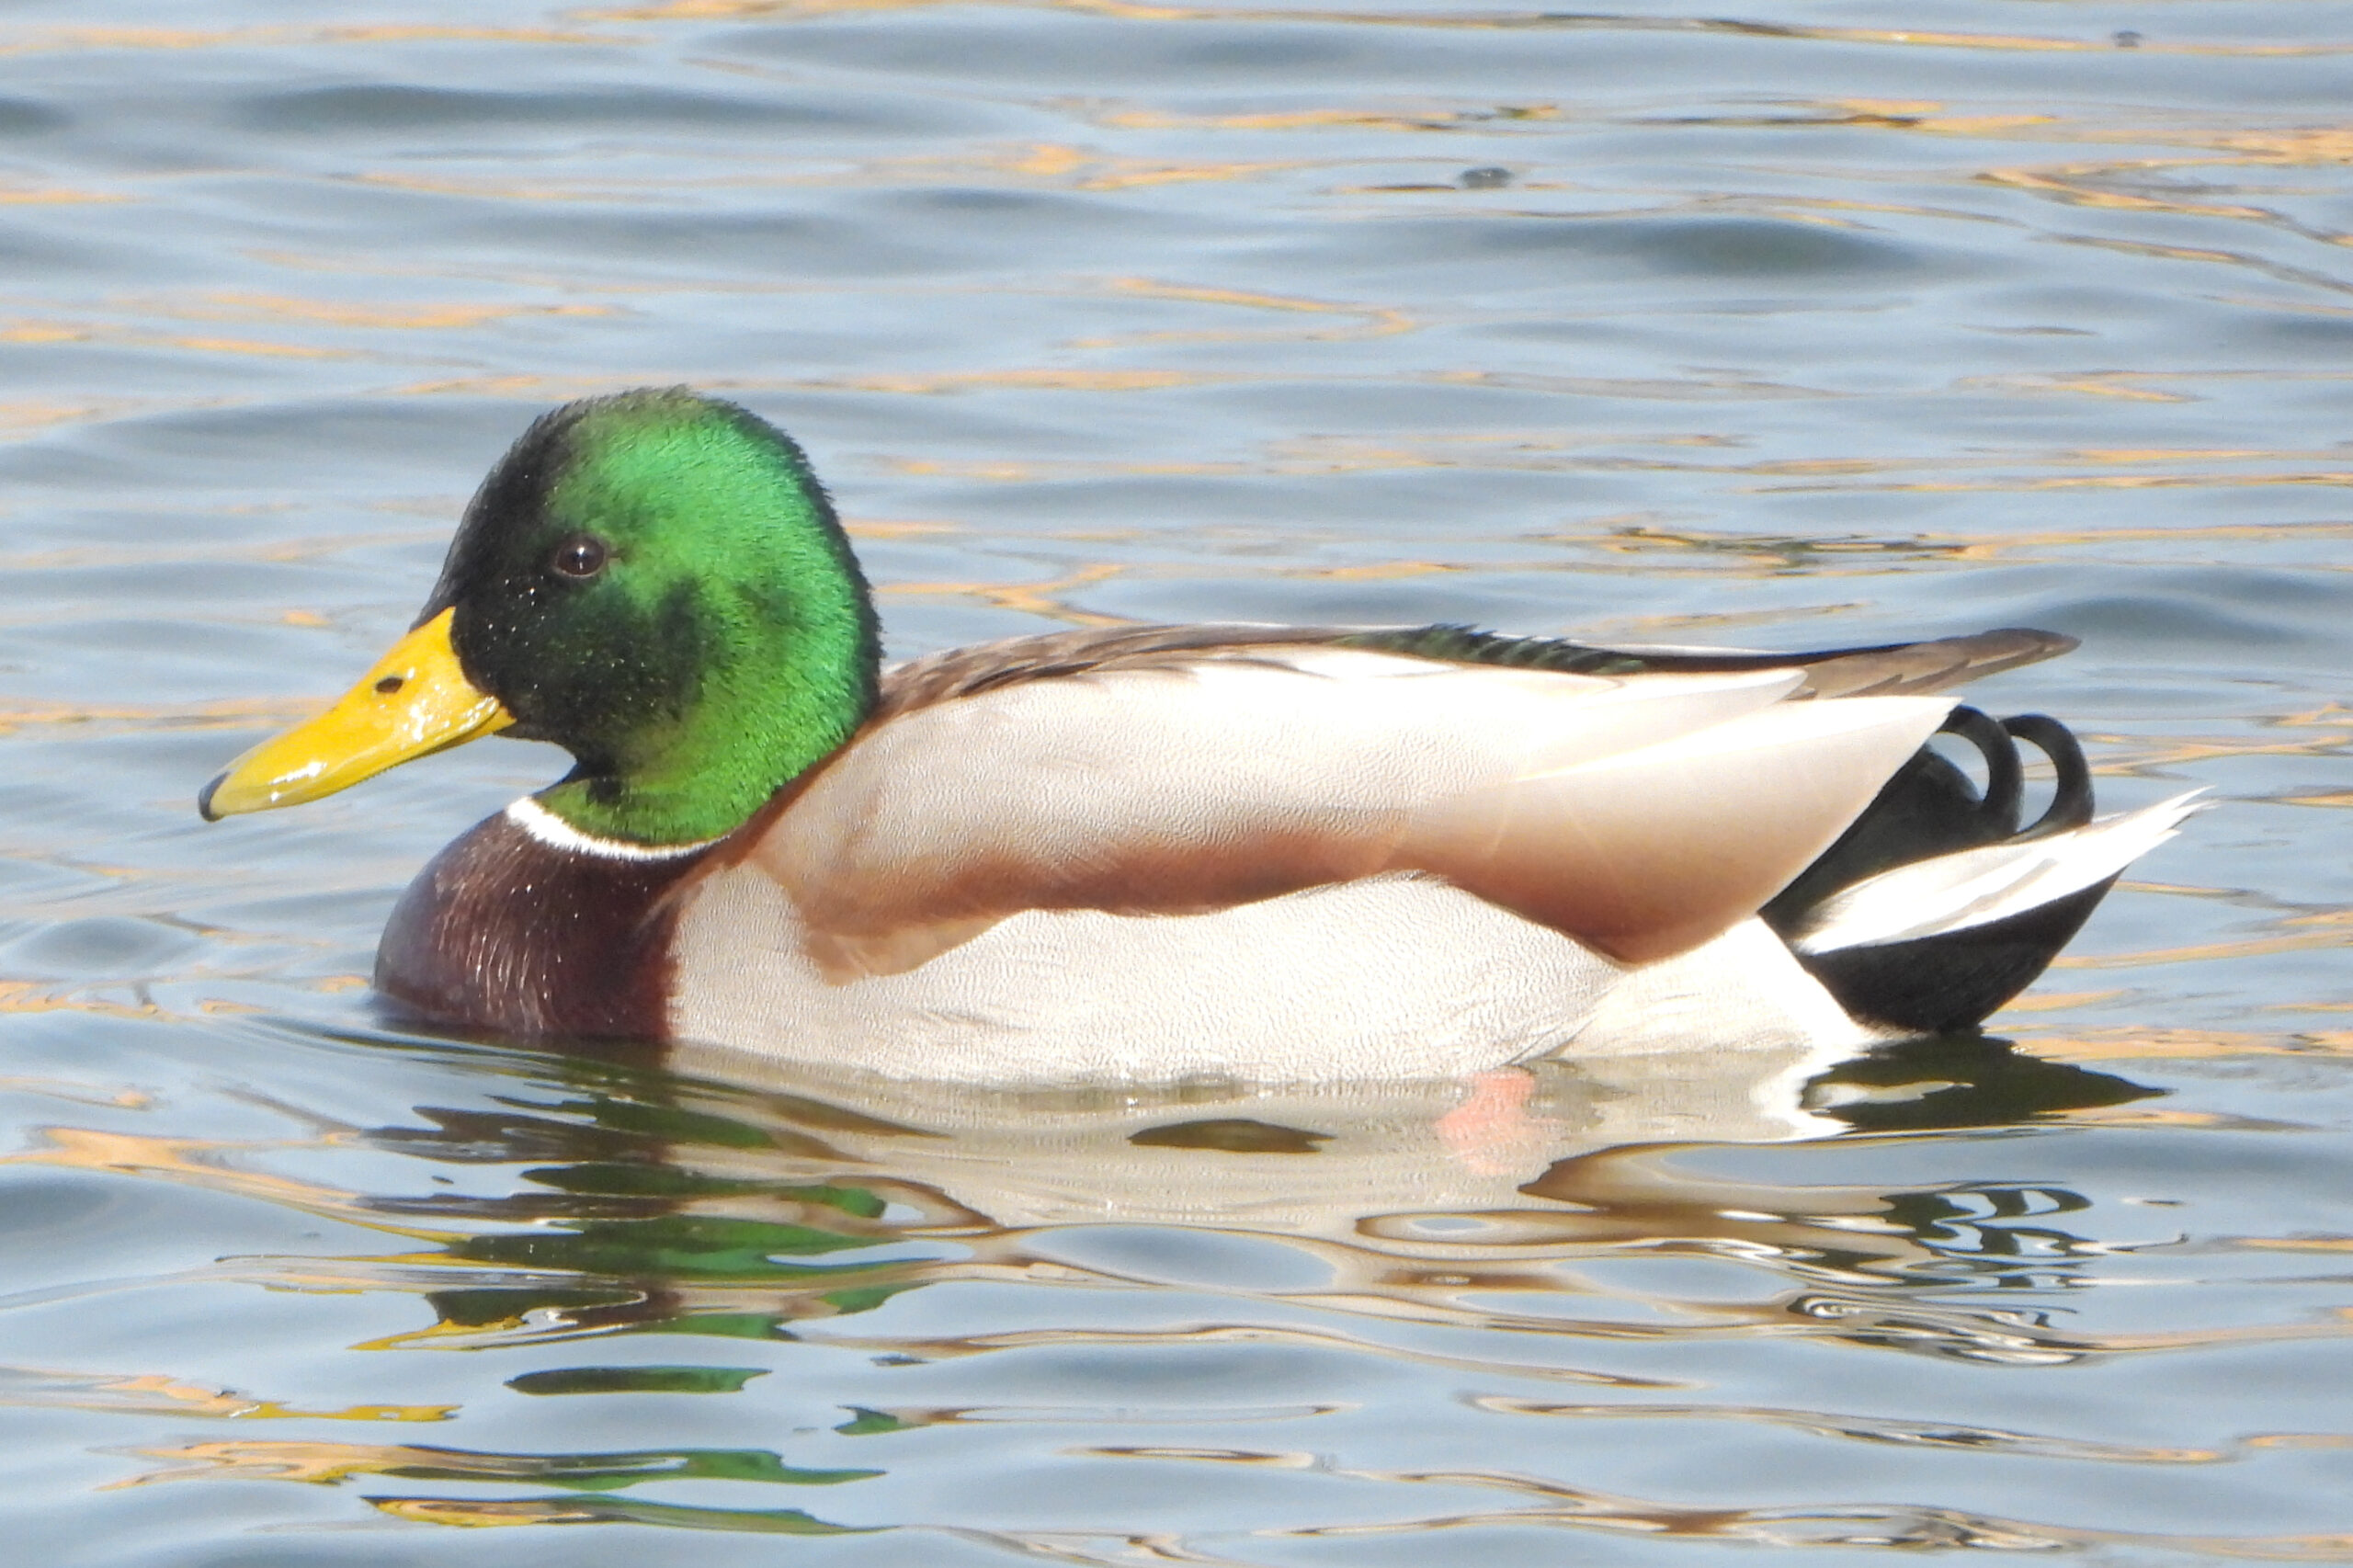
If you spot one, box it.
[1,1,2349,1562]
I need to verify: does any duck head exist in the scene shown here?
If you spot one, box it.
[199,388,881,846]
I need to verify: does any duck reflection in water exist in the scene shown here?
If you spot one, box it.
[90,1028,2166,1531]
[329,1029,2154,1362]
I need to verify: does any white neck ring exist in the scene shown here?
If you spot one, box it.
[505,796,722,861]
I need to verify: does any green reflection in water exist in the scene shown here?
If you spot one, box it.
[349,1031,2168,1368]
[388,1444,878,1490]
[113,1435,887,1530]
[524,1162,888,1214]
[835,1406,917,1437]
[368,1494,879,1533]
[505,1365,767,1396]
[454,1213,892,1278]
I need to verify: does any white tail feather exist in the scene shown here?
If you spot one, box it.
[1790,790,2211,955]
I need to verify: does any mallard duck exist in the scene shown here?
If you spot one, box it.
[199,388,2201,1083]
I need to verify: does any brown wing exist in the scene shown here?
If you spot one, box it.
[1688,628,2075,699]
[712,649,1954,980]
[873,622,2075,722]
[872,622,1345,722]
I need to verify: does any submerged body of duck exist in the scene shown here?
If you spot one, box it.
[199,389,2200,1083]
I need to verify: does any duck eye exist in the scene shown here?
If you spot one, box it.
[551,534,609,580]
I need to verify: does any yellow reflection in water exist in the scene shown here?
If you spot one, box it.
[2018,1026,2353,1062]
[830,368,1228,394]
[1752,469,2353,496]
[594,0,993,16]
[1074,277,1416,347]
[0,696,321,740]
[0,399,147,437]
[934,432,2347,494]
[1106,1446,2349,1557]
[0,1075,150,1108]
[351,141,1313,201]
[0,317,355,360]
[4,1124,370,1216]
[113,1439,455,1486]
[0,1365,449,1423]
[877,562,1127,623]
[1984,164,2276,222]
[1091,103,1560,134]
[0,984,158,1022]
[125,293,617,332]
[394,366,1236,400]
[0,25,624,56]
[0,525,445,575]
[593,0,2353,60]
[1480,1395,2224,1464]
[0,185,124,206]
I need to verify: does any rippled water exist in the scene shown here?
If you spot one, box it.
[2,2,2349,1562]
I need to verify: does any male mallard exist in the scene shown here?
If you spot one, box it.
[199,389,2200,1083]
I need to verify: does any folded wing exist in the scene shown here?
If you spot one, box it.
[738,647,1952,978]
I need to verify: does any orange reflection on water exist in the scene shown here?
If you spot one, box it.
[1074,276,1416,347]
[2016,1026,2353,1062]
[1081,1445,2349,1558]
[875,562,1127,624]
[1984,164,2276,222]
[0,25,624,56]
[0,695,322,741]
[0,1365,449,1424]
[0,316,354,360]
[1472,1394,2222,1463]
[0,1075,150,1108]
[0,185,123,206]
[4,1123,370,1215]
[1091,102,1560,134]
[135,292,617,331]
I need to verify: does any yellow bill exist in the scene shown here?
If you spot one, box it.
[199,608,514,820]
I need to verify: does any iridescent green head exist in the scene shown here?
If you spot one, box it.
[199,388,881,846]
[436,388,881,844]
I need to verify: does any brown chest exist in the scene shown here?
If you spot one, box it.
[373,808,709,1040]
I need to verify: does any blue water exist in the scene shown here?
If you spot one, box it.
[1,2,2349,1562]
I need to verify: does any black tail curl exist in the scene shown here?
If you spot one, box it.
[1761,709,2115,1037]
